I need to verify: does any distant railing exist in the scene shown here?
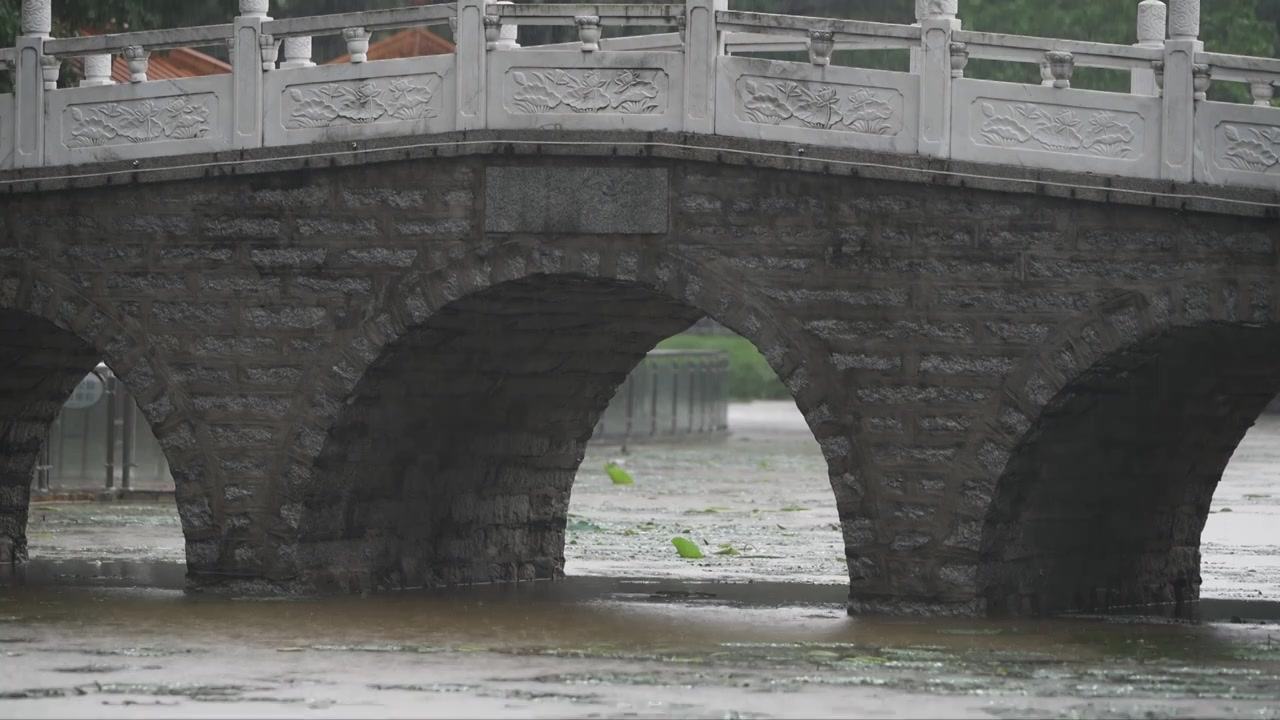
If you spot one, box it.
[0,0,1276,192]
[31,365,172,495]
[593,350,730,445]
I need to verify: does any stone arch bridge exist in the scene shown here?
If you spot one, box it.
[0,0,1278,616]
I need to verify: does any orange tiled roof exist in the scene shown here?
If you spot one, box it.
[110,47,231,83]
[327,27,455,64]
[69,26,452,84]
[69,46,230,83]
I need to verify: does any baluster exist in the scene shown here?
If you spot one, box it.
[575,16,601,52]
[40,54,59,90]
[1160,0,1200,182]
[343,28,370,63]
[279,37,314,70]
[1039,60,1054,87]
[123,45,149,83]
[949,42,968,79]
[259,33,281,71]
[483,15,502,51]
[1132,0,1166,96]
[232,0,270,150]
[916,0,958,159]
[1191,63,1211,101]
[1250,79,1276,107]
[15,0,52,167]
[81,54,114,86]
[807,30,835,66]
[1044,51,1074,89]
[493,1,520,50]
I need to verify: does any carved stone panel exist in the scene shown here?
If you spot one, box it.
[63,94,217,148]
[283,75,442,129]
[734,76,904,137]
[1216,122,1280,174]
[973,101,1143,159]
[504,68,668,115]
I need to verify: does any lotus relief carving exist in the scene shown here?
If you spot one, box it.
[67,96,212,148]
[1221,125,1280,172]
[978,103,1138,158]
[737,79,897,135]
[509,69,664,114]
[287,76,439,128]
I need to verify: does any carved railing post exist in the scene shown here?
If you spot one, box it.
[456,0,487,131]
[807,30,835,66]
[232,0,269,150]
[483,15,502,51]
[123,45,150,83]
[1191,63,1211,101]
[1132,0,1165,95]
[1044,51,1073,89]
[916,0,958,159]
[1160,0,1200,181]
[40,53,59,90]
[1250,79,1276,107]
[15,0,52,167]
[343,28,370,63]
[683,0,726,135]
[81,54,114,86]
[576,16,602,53]
[279,37,314,70]
[260,33,282,70]
[949,42,968,79]
[493,1,520,50]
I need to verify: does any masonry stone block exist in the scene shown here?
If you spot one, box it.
[0,139,1274,616]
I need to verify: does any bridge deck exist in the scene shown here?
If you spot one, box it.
[0,0,1276,195]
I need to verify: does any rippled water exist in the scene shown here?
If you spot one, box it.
[3,402,1279,718]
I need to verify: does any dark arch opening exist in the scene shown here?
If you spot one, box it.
[0,309,113,563]
[0,309,191,579]
[296,273,848,592]
[979,323,1280,617]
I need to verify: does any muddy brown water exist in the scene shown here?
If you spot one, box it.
[4,403,1280,718]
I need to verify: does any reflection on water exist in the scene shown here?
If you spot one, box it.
[5,405,1280,716]
[2,557,1278,667]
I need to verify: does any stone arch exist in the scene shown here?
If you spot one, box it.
[973,281,1280,616]
[278,238,858,593]
[0,262,222,576]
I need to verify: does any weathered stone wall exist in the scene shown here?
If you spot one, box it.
[0,134,1276,614]
[298,276,701,592]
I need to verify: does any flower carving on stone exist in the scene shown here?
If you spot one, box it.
[737,79,896,135]
[286,76,439,128]
[1084,112,1138,158]
[978,102,1138,158]
[1031,109,1084,151]
[509,69,664,115]
[1222,125,1280,172]
[67,96,213,148]
[978,103,1033,146]
[384,78,436,120]
[609,70,661,113]
[843,88,895,135]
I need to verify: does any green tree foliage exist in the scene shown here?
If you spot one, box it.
[657,334,790,401]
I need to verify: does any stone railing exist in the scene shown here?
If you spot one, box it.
[1,0,1277,191]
